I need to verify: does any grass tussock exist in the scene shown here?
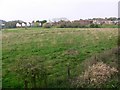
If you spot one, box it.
[71,47,119,88]
[72,62,118,88]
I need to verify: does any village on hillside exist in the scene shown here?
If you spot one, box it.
[0,17,119,29]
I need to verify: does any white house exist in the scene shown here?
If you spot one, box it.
[39,23,41,27]
[0,20,5,29]
[16,23,21,27]
[22,23,26,27]
[26,22,31,27]
[93,19,114,25]
[113,20,118,24]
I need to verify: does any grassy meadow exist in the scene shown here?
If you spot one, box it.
[2,28,119,88]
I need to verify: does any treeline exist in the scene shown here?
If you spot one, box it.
[1,17,119,29]
[43,21,117,28]
[43,21,91,28]
[5,20,22,28]
[2,20,47,28]
[43,17,118,28]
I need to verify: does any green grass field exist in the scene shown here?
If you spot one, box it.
[2,28,119,88]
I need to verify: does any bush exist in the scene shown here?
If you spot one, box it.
[13,56,48,88]
[90,24,100,28]
[72,62,118,88]
[43,23,52,28]
[55,21,89,28]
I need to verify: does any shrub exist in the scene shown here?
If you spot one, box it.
[72,62,118,88]
[13,56,47,88]
[90,24,100,28]
[43,23,52,28]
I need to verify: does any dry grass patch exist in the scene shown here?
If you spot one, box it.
[72,62,118,88]
[63,49,79,56]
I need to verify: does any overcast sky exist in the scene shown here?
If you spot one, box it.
[0,0,119,22]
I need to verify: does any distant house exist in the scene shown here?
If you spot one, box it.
[22,23,26,27]
[26,22,31,27]
[16,22,27,28]
[16,23,21,27]
[0,20,6,29]
[93,20,102,24]
[79,20,92,25]
[73,20,92,25]
[112,20,118,25]
[39,23,41,27]
[93,19,114,25]
[51,18,69,22]
[104,20,113,24]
